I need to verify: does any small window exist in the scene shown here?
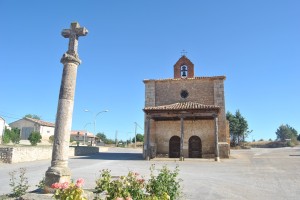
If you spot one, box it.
[181,65,188,78]
[181,90,189,99]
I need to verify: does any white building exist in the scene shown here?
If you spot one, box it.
[9,117,55,142]
[0,117,5,143]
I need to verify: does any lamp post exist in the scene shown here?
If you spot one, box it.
[84,122,92,145]
[84,109,108,135]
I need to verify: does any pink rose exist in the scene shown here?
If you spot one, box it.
[115,198,124,200]
[76,178,85,188]
[61,182,69,189]
[51,182,61,189]
[126,197,133,200]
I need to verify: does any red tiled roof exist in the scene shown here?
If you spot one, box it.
[144,102,220,111]
[25,117,55,127]
[143,76,226,83]
[70,130,95,138]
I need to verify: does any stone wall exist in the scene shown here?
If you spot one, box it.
[70,146,100,156]
[0,146,100,164]
[153,120,216,158]
[154,79,215,106]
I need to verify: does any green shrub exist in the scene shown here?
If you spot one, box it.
[49,135,54,143]
[2,128,21,144]
[10,128,21,144]
[9,168,29,198]
[28,131,42,146]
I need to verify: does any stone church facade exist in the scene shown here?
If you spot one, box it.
[143,56,230,160]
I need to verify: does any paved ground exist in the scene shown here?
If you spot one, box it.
[0,147,300,200]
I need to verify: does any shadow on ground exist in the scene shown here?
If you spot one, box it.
[70,152,144,160]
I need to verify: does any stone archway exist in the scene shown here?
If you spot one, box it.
[189,136,202,158]
[169,136,180,158]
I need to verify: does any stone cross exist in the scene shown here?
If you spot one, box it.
[62,22,88,56]
[45,22,88,193]
[181,49,187,56]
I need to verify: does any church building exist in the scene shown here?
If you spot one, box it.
[143,55,230,160]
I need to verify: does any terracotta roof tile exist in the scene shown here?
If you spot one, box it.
[144,102,220,111]
[25,117,55,127]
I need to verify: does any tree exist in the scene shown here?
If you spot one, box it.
[132,133,144,143]
[28,131,42,146]
[226,110,251,146]
[96,133,107,142]
[23,114,41,120]
[96,132,115,144]
[2,128,11,144]
[275,124,298,141]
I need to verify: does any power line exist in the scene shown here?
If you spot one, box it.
[135,122,143,130]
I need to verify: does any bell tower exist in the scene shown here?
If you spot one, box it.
[173,55,195,79]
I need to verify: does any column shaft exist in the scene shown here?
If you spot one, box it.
[180,117,184,161]
[214,116,220,161]
[146,116,151,160]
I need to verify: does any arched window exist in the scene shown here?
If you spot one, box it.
[181,65,188,78]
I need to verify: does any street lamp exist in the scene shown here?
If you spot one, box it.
[84,109,108,135]
[84,122,92,145]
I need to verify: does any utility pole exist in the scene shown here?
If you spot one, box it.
[115,130,118,146]
[134,122,137,148]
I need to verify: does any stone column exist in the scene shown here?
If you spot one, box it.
[146,115,151,160]
[180,116,184,161]
[45,22,88,192]
[214,114,220,162]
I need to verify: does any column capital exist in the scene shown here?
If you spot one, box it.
[61,53,81,65]
[212,113,218,118]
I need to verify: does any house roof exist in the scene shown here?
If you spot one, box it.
[70,130,96,138]
[143,76,226,83]
[25,117,55,127]
[144,102,220,112]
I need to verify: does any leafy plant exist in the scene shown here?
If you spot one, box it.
[28,131,42,145]
[147,165,181,200]
[95,165,181,200]
[51,178,86,200]
[9,168,29,198]
[36,177,45,190]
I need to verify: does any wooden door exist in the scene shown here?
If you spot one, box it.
[189,136,202,158]
[169,136,180,158]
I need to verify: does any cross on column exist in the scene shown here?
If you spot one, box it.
[61,22,88,56]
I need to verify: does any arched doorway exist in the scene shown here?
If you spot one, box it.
[169,136,180,158]
[189,136,202,158]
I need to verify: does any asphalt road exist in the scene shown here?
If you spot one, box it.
[0,147,299,200]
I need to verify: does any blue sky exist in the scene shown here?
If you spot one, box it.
[1,0,299,141]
